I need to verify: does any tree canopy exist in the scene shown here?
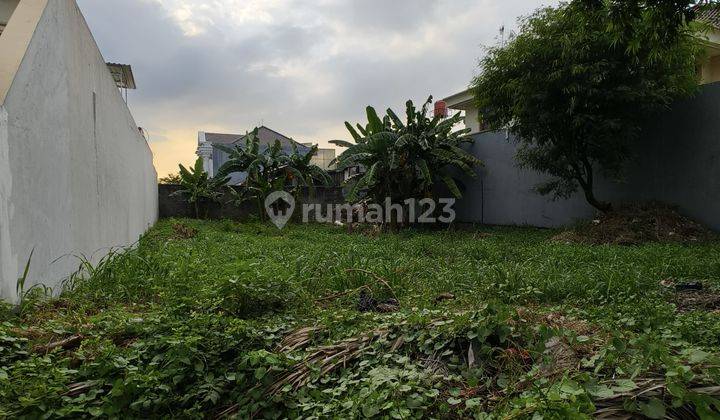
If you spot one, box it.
[473,0,701,211]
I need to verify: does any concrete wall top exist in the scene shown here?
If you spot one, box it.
[0,0,47,104]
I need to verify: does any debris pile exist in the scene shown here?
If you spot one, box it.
[357,290,400,313]
[661,279,720,312]
[171,222,198,239]
[553,202,714,245]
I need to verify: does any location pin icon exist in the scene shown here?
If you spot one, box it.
[264,191,295,229]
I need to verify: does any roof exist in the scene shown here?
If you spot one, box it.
[107,63,136,89]
[442,88,474,110]
[203,132,243,145]
[203,126,309,150]
[695,3,720,29]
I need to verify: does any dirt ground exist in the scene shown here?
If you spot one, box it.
[553,202,716,245]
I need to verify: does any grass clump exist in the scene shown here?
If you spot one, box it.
[1,219,719,418]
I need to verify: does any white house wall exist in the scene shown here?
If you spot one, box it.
[0,0,157,301]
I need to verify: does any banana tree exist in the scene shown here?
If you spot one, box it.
[391,96,482,199]
[172,157,230,218]
[331,97,483,207]
[216,133,285,220]
[285,142,333,189]
[216,128,331,221]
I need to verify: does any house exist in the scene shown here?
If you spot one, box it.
[0,0,157,301]
[441,89,483,135]
[696,3,720,84]
[196,126,336,184]
[300,142,336,171]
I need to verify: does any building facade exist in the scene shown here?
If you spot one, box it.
[196,126,335,184]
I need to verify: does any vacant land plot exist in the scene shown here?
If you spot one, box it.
[2,219,720,418]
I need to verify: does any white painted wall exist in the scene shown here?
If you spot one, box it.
[443,89,481,134]
[0,0,157,301]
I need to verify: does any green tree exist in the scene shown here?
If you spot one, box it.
[158,172,182,185]
[172,157,229,218]
[216,128,330,220]
[331,97,482,205]
[473,0,700,212]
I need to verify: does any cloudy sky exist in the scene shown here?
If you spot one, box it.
[77,0,557,177]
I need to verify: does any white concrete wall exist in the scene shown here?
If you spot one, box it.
[700,55,720,84]
[0,0,157,301]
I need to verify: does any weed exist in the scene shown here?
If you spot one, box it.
[0,219,719,418]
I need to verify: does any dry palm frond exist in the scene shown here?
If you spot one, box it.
[266,328,392,396]
[674,289,720,312]
[540,336,578,378]
[314,285,370,304]
[344,268,398,300]
[419,354,450,376]
[33,334,84,354]
[277,326,324,352]
[593,377,720,419]
[171,222,197,239]
[62,380,101,397]
[267,317,456,397]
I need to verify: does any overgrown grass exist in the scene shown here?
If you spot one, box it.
[1,219,719,418]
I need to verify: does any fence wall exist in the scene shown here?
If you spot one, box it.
[455,82,720,229]
[159,184,345,220]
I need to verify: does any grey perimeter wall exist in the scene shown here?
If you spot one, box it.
[455,82,720,230]
[0,0,157,301]
[159,184,344,220]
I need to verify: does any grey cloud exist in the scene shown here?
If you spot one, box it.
[77,0,558,150]
[323,0,440,32]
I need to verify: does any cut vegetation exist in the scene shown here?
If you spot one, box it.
[553,202,715,246]
[1,219,720,418]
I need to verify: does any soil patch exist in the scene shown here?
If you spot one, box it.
[552,202,715,245]
[674,290,720,312]
[171,222,198,239]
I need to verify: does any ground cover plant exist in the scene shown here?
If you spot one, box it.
[1,219,720,418]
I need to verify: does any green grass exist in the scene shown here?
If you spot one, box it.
[1,219,719,418]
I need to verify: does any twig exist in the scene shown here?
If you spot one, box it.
[62,380,99,397]
[314,285,370,303]
[344,268,398,300]
[33,334,84,354]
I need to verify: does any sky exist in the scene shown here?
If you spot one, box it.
[76,0,558,177]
